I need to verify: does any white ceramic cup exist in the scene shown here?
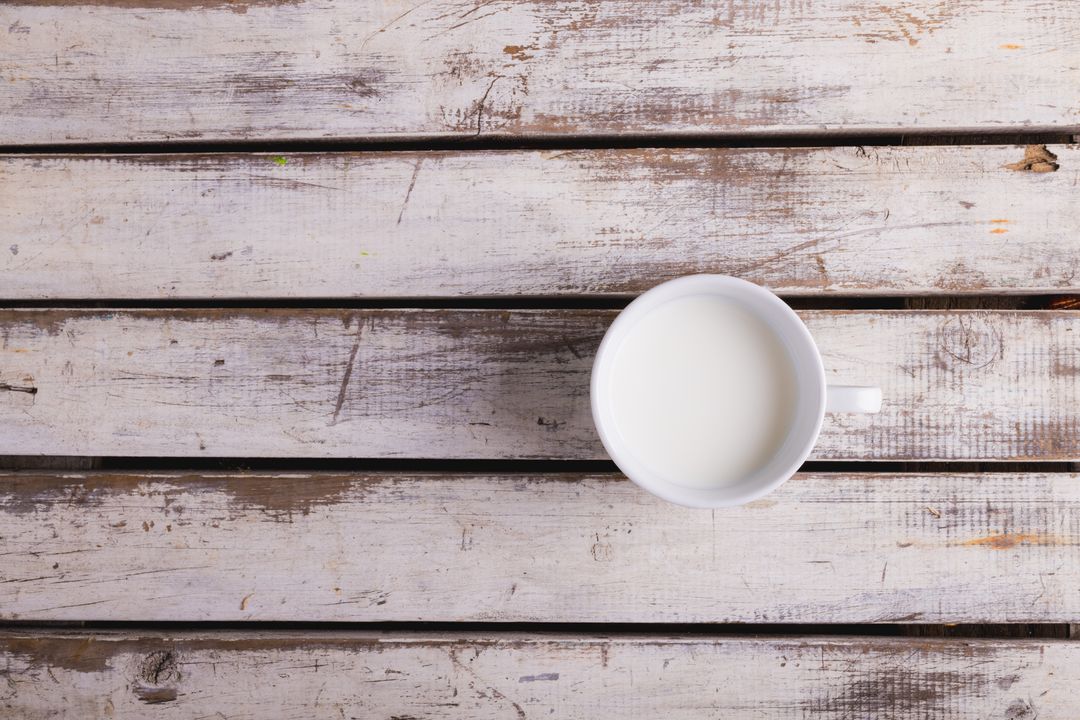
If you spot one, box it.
[591,275,881,508]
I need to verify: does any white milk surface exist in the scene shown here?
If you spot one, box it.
[608,294,798,489]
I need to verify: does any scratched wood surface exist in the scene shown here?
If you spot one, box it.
[0,145,1073,298]
[3,1,1080,144]
[2,309,1078,460]
[3,631,1076,718]
[3,471,1079,623]
[3,3,1080,720]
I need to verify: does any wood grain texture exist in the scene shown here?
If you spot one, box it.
[2,631,1078,718]
[3,471,1080,622]
[2,0,1079,143]
[1,309,1079,460]
[2,145,1076,298]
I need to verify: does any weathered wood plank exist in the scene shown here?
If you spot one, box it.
[2,471,1079,622]
[2,0,1079,143]
[2,146,1075,298]
[2,631,1077,718]
[1,309,1078,460]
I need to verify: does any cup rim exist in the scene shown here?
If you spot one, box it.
[590,275,826,508]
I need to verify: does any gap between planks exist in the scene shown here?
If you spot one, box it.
[0,620,1073,640]
[0,132,1075,156]
[0,296,1074,311]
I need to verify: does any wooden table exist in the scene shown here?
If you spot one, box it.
[1,1,1078,716]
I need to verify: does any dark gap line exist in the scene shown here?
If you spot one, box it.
[0,620,1071,639]
[1,457,1074,474]
[0,295,1074,311]
[0,131,1075,156]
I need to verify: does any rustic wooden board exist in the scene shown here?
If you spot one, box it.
[3,0,1079,143]
[3,471,1080,622]
[2,631,1077,718]
[1,309,1078,460]
[1,145,1075,298]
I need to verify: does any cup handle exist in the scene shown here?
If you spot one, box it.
[825,385,882,413]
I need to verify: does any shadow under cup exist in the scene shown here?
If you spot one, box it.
[591,275,827,508]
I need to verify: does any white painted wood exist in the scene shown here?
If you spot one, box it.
[1,309,1078,459]
[2,1,1078,143]
[1,146,1075,298]
[2,472,1079,622]
[2,631,1076,718]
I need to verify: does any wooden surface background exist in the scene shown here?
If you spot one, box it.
[3,309,1080,460]
[4,632,1077,718]
[3,471,1079,623]
[2,146,1076,298]
[2,0,1078,142]
[1,0,1079,716]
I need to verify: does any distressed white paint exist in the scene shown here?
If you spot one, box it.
[1,472,1079,622]
[1,0,1078,143]
[0,309,1077,459]
[1,146,1075,298]
[1,631,1077,718]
